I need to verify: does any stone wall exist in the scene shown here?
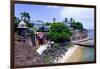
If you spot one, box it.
[71,30,88,41]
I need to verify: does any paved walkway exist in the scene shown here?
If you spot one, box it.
[36,44,49,55]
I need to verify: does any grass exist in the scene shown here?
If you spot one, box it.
[65,44,73,49]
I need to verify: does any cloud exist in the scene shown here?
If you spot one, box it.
[46,6,59,8]
[60,7,94,29]
[60,7,94,19]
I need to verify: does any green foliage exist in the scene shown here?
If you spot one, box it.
[28,28,35,36]
[20,11,30,21]
[45,22,51,26]
[14,11,33,33]
[48,22,72,43]
[37,26,45,32]
[70,22,83,31]
[25,21,33,28]
[14,17,21,32]
[20,11,33,28]
[52,43,60,49]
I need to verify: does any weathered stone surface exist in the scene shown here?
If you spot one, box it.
[14,41,46,67]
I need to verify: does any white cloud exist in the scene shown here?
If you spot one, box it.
[60,7,94,19]
[60,7,94,29]
[46,6,59,8]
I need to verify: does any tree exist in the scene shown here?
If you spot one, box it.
[20,11,33,28]
[48,22,72,43]
[38,27,45,32]
[45,22,51,26]
[15,17,20,24]
[70,22,83,31]
[20,11,30,22]
[14,17,21,32]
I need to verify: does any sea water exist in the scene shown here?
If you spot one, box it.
[88,30,94,39]
[81,30,95,62]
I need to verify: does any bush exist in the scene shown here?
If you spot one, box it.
[48,22,72,43]
[70,22,83,31]
[14,17,21,32]
[45,22,51,26]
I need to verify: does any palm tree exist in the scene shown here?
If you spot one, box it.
[20,11,30,22]
[20,11,33,28]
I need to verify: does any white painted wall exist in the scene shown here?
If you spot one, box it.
[0,0,100,69]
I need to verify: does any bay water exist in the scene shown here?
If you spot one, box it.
[81,30,95,62]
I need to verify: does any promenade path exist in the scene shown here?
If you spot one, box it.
[36,44,49,55]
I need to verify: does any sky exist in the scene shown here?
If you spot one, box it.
[15,4,94,30]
